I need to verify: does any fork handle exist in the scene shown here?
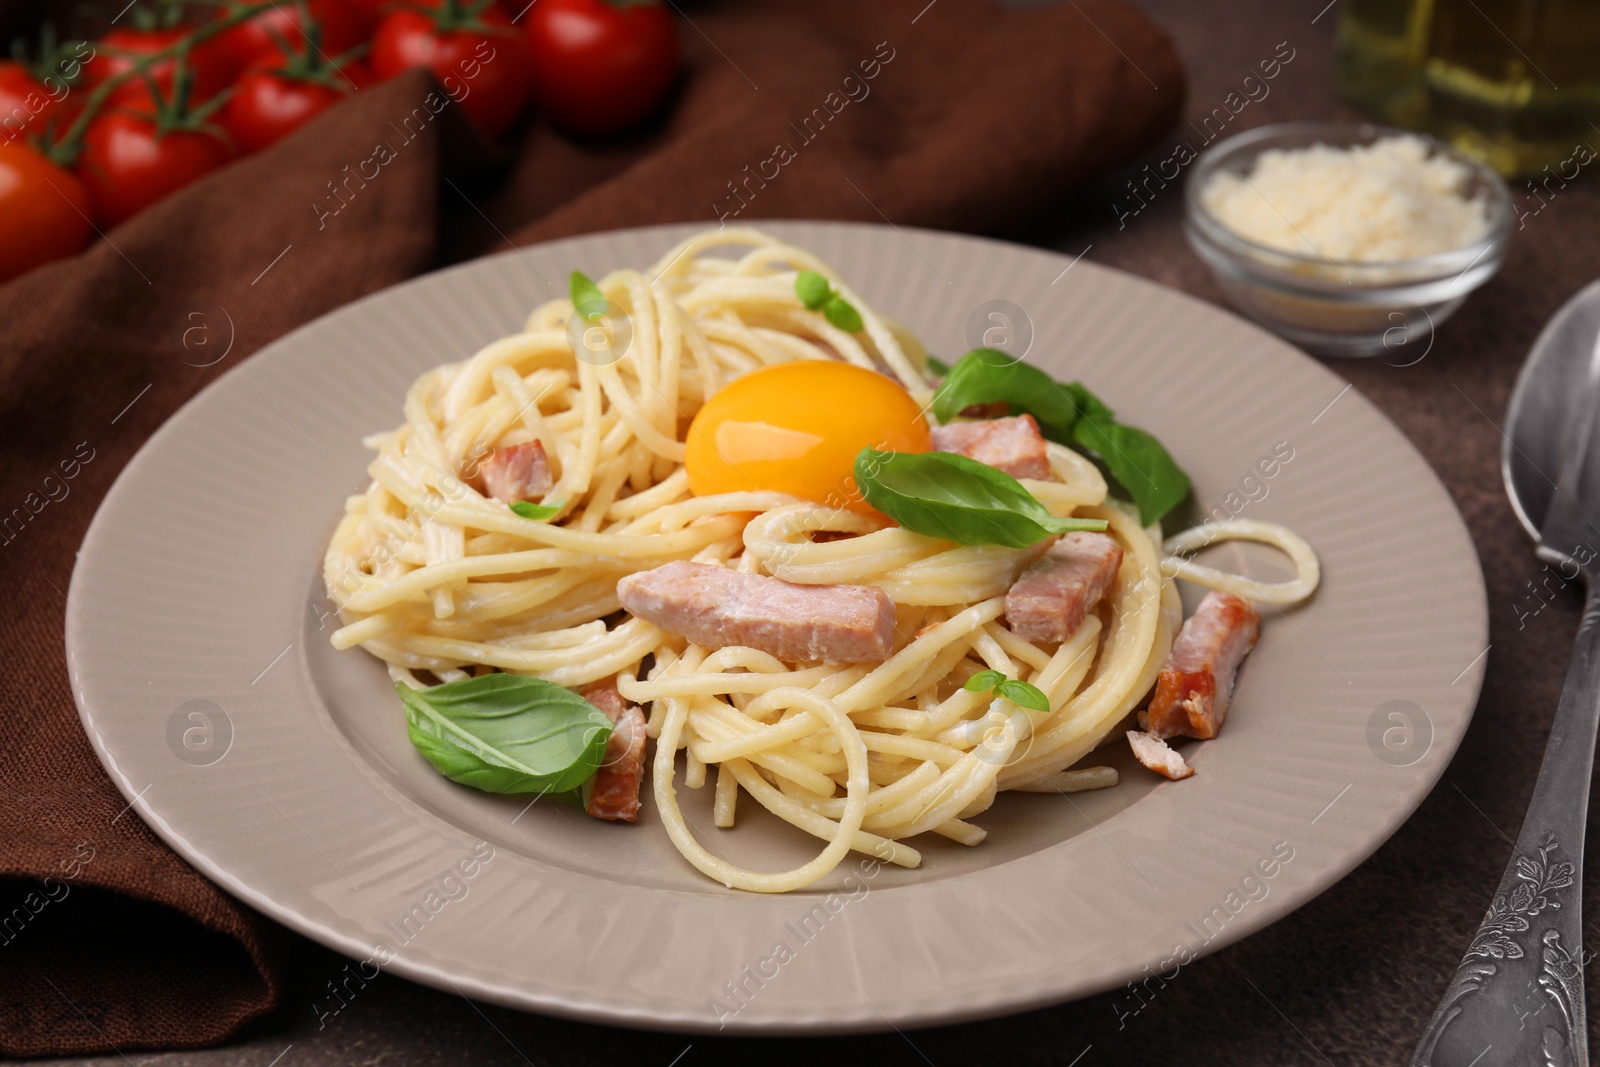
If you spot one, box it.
[1412,577,1600,1067]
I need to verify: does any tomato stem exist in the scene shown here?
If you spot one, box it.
[11,23,92,88]
[387,0,503,35]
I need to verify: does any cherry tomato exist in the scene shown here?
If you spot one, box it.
[0,34,99,142]
[371,0,531,138]
[0,143,94,281]
[524,0,677,137]
[216,0,373,72]
[343,0,394,27]
[82,28,236,104]
[75,109,232,227]
[221,53,371,153]
[0,63,61,141]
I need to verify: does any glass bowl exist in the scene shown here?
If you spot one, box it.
[1183,121,1513,359]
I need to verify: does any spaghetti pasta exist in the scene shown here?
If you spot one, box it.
[323,227,1320,892]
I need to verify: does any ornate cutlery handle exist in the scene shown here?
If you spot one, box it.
[1412,581,1600,1066]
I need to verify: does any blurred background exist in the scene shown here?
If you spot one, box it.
[2,0,1597,282]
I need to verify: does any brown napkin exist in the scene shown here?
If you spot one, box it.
[0,0,1181,1054]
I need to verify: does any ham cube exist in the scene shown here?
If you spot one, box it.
[1005,532,1123,643]
[1145,591,1261,740]
[930,414,1051,480]
[577,676,647,822]
[480,441,553,503]
[1127,730,1194,780]
[586,705,647,822]
[578,676,630,721]
[616,561,896,663]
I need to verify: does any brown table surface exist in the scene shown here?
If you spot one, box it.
[33,0,1600,1064]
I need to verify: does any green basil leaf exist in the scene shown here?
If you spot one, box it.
[823,294,863,333]
[925,355,950,377]
[854,448,1107,548]
[963,669,1006,693]
[930,351,1190,525]
[963,670,1052,712]
[509,499,563,521]
[1071,418,1190,527]
[931,349,1081,438]
[396,675,614,795]
[1064,380,1115,426]
[996,678,1050,712]
[795,270,831,310]
[569,270,606,321]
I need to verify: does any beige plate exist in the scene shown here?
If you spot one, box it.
[67,222,1487,1033]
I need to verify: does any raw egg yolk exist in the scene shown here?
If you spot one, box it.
[685,361,932,514]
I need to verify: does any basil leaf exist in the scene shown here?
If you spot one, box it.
[823,294,863,333]
[396,675,614,795]
[854,448,1107,548]
[963,670,1051,712]
[929,351,1190,525]
[1064,380,1115,426]
[931,349,1080,436]
[996,679,1050,712]
[509,499,563,521]
[1070,418,1190,527]
[570,270,606,321]
[964,669,1006,692]
[795,270,831,310]
[925,355,951,377]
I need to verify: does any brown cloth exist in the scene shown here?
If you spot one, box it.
[0,0,1183,1056]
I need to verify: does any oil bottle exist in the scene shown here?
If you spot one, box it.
[1336,0,1600,176]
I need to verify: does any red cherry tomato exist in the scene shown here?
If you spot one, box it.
[216,0,373,72]
[75,108,232,227]
[82,28,237,104]
[221,53,371,153]
[0,63,63,140]
[0,142,94,282]
[371,0,531,138]
[524,0,677,137]
[0,40,98,143]
[343,0,394,27]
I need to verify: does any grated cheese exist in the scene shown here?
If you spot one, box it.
[1201,135,1491,262]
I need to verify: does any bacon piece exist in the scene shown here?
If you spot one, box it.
[577,676,647,822]
[930,414,1051,480]
[616,561,896,663]
[1004,532,1124,643]
[579,676,629,721]
[479,441,553,503]
[1127,730,1194,780]
[1145,591,1261,740]
[586,705,647,822]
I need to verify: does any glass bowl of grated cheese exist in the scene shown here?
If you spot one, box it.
[1184,122,1512,359]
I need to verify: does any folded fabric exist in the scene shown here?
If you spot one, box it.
[0,0,1182,1054]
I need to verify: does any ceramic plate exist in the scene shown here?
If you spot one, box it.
[67,221,1487,1033]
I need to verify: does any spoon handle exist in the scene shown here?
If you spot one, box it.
[1412,579,1600,1067]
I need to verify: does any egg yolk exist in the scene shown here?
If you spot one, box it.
[685,361,932,514]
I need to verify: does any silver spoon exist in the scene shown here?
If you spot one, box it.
[1413,281,1600,1066]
